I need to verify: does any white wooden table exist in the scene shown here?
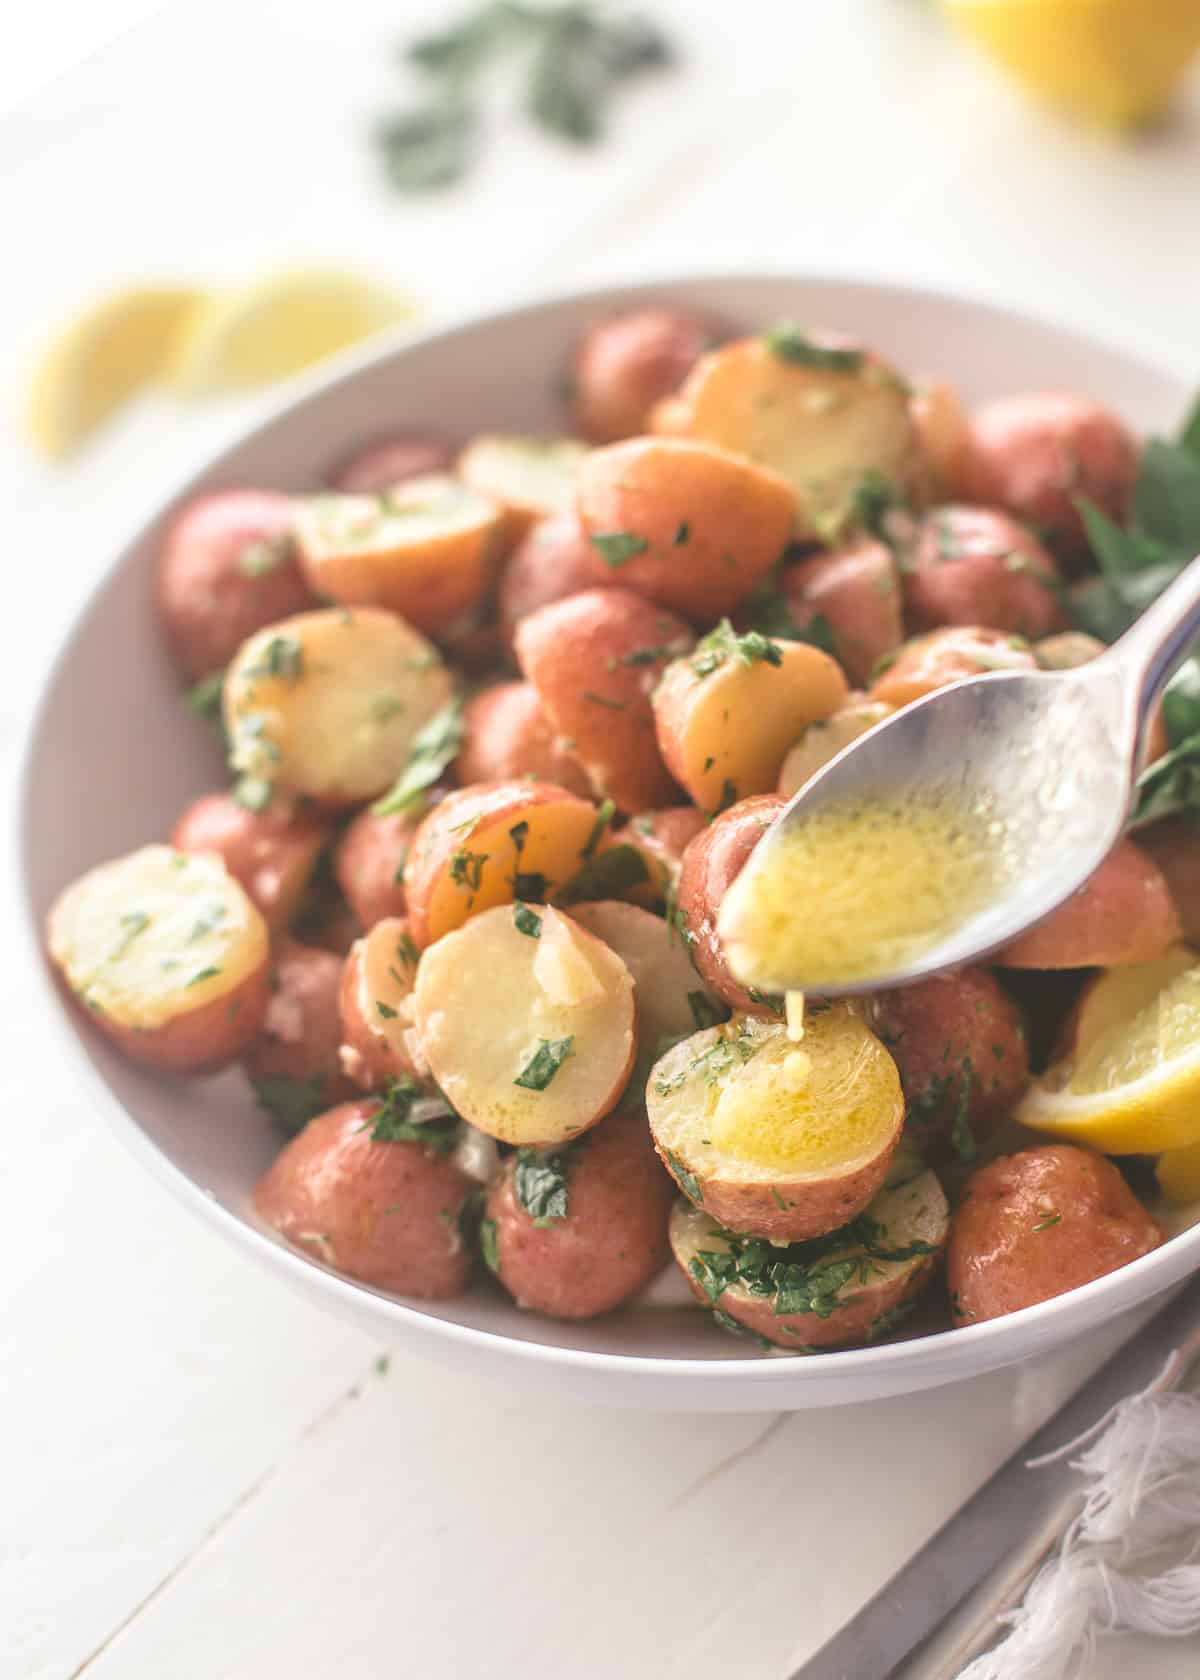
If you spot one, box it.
[5,4,1200,1676]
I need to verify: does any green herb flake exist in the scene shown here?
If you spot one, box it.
[370,693,406,725]
[589,530,648,568]
[950,1056,977,1162]
[368,1077,459,1152]
[449,848,488,895]
[557,843,649,904]
[1033,1211,1063,1233]
[110,910,151,961]
[514,1035,575,1091]
[248,634,304,682]
[374,696,462,816]
[673,521,690,546]
[665,1150,703,1204]
[762,325,864,374]
[479,1216,500,1274]
[251,1074,329,1135]
[580,798,616,860]
[376,1000,399,1020]
[690,617,783,680]
[186,671,225,722]
[186,965,222,988]
[513,1144,574,1223]
[232,775,273,814]
[581,689,627,710]
[513,902,543,938]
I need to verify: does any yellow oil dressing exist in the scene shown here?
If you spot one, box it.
[719,789,1016,990]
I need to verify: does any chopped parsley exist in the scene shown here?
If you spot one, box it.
[368,1077,459,1151]
[186,965,222,987]
[673,520,690,546]
[666,1150,703,1204]
[376,1000,399,1019]
[479,1217,500,1274]
[449,848,488,894]
[1033,1211,1063,1233]
[714,779,739,814]
[110,910,151,960]
[618,644,674,668]
[250,1074,329,1135]
[589,530,648,568]
[247,634,304,681]
[238,535,290,578]
[187,904,227,943]
[581,689,627,710]
[655,1024,762,1095]
[690,617,783,680]
[580,798,616,860]
[514,1035,575,1091]
[557,843,649,903]
[513,1144,576,1224]
[762,324,863,374]
[950,1056,977,1162]
[396,932,420,970]
[513,902,543,938]
[867,1300,918,1340]
[850,470,906,537]
[186,671,225,722]
[374,696,462,816]
[232,775,273,813]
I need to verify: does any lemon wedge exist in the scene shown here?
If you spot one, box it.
[26,285,207,458]
[1158,1140,1200,1206]
[1018,948,1200,1153]
[171,269,414,395]
[942,0,1200,127]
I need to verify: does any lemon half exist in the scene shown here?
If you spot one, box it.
[1019,947,1200,1153]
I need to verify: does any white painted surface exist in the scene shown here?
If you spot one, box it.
[4,2,1200,1675]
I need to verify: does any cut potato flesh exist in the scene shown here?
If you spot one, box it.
[569,900,723,1053]
[413,905,635,1145]
[293,477,504,635]
[669,1167,948,1349]
[655,638,848,812]
[647,1010,904,1241]
[777,699,893,799]
[224,607,453,806]
[457,435,588,524]
[340,916,422,1086]
[672,338,918,541]
[47,844,268,1030]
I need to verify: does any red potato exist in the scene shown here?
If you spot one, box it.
[996,838,1181,969]
[223,608,453,809]
[675,795,785,1014]
[1137,817,1200,942]
[484,1109,675,1318]
[671,1167,948,1350]
[47,845,270,1073]
[910,380,972,501]
[339,916,421,1090]
[569,307,717,443]
[293,478,505,637]
[497,514,607,651]
[870,626,1039,708]
[333,808,420,931]
[653,629,848,812]
[777,697,893,799]
[245,937,349,1098]
[455,682,591,799]
[775,541,904,687]
[962,392,1138,556]
[157,489,315,681]
[515,589,692,812]
[902,507,1066,639]
[170,793,330,933]
[576,438,797,620]
[413,904,636,1146]
[613,805,707,907]
[254,1100,475,1297]
[948,1143,1161,1325]
[329,432,455,493]
[402,780,602,948]
[647,1010,905,1243]
[864,969,1030,1160]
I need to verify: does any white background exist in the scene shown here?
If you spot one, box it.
[4,3,1200,1676]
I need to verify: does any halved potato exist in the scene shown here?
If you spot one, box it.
[333,807,419,931]
[223,607,453,808]
[413,904,636,1145]
[670,1165,948,1350]
[647,1009,905,1242]
[776,541,903,687]
[515,588,692,811]
[669,333,919,541]
[339,915,422,1091]
[245,936,349,1097]
[498,513,607,651]
[457,434,588,536]
[569,900,724,1055]
[576,437,795,619]
[870,626,1038,708]
[569,307,717,443]
[910,379,972,501]
[996,838,1181,969]
[47,844,270,1072]
[169,791,330,933]
[777,697,892,799]
[674,795,784,1014]
[653,628,847,811]
[455,681,591,799]
[293,477,504,635]
[402,780,601,948]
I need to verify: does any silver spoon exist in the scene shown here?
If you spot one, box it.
[718,555,1200,997]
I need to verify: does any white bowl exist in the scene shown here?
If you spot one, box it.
[21,274,1200,1411]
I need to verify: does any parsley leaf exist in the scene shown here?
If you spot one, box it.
[251,1074,329,1135]
[513,902,543,938]
[186,671,225,723]
[762,324,863,374]
[589,530,648,568]
[666,1150,703,1204]
[368,1077,459,1151]
[690,617,783,679]
[479,1216,500,1274]
[557,843,649,903]
[514,1035,574,1091]
[373,696,461,815]
[513,1144,575,1223]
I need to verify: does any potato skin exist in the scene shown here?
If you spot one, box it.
[903,507,1065,639]
[1137,818,1200,941]
[170,793,329,932]
[962,392,1138,556]
[455,681,591,799]
[157,489,314,680]
[569,308,715,443]
[576,438,796,619]
[948,1143,1161,1325]
[338,917,420,1091]
[333,808,420,931]
[245,938,349,1093]
[515,589,692,811]
[871,626,1039,708]
[329,433,455,493]
[996,838,1181,969]
[614,805,707,906]
[777,541,903,687]
[911,380,972,500]
[89,972,268,1073]
[865,968,1029,1159]
[675,796,784,1013]
[254,1100,475,1298]
[485,1110,675,1318]
[498,514,605,651]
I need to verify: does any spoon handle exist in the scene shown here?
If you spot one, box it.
[1107,552,1200,743]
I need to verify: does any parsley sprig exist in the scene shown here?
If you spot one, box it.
[374,697,462,816]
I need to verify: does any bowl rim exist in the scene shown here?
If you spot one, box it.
[20,267,1200,1393]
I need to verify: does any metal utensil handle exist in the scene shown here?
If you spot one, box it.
[1106,553,1200,747]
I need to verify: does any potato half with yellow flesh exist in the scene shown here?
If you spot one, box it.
[413,904,635,1145]
[293,478,505,635]
[569,900,724,1053]
[47,844,270,1072]
[647,1009,904,1242]
[670,1165,948,1350]
[457,435,588,535]
[224,607,453,807]
[670,335,919,541]
[777,698,893,799]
